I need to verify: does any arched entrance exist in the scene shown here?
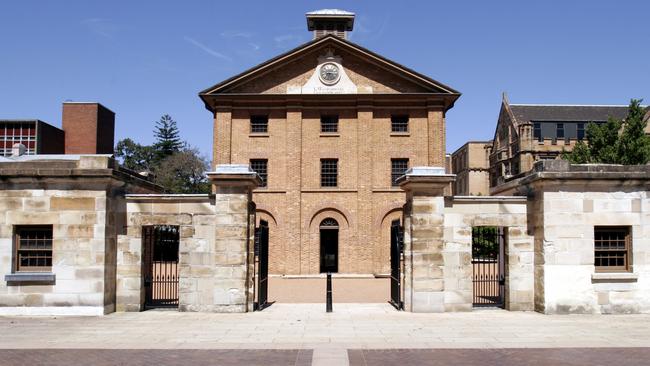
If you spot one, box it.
[319,218,339,273]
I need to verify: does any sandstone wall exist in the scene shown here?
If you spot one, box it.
[117,192,254,313]
[402,192,533,312]
[536,190,650,314]
[0,189,112,315]
[443,198,534,311]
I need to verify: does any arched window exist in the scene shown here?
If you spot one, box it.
[320,218,339,228]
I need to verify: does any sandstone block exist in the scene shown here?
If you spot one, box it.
[51,197,96,211]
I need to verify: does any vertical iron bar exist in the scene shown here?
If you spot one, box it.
[326,272,333,313]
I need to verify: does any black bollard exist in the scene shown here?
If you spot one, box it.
[326,272,333,313]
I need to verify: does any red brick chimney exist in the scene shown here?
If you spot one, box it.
[62,102,115,154]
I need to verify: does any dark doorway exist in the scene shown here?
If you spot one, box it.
[471,226,506,307]
[143,225,179,309]
[390,219,404,310]
[255,220,269,310]
[319,218,339,273]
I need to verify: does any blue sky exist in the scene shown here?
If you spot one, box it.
[1,1,648,159]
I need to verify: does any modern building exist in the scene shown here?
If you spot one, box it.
[0,120,64,157]
[0,102,115,157]
[199,9,460,276]
[450,141,491,196]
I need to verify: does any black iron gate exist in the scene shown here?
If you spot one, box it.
[143,225,179,308]
[255,220,269,310]
[390,219,404,310]
[471,226,505,307]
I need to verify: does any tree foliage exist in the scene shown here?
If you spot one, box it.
[563,99,650,164]
[114,115,211,194]
[114,138,156,173]
[471,226,499,259]
[153,114,183,159]
[154,148,211,194]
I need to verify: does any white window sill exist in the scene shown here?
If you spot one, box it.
[5,272,56,283]
[319,133,340,137]
[390,132,410,137]
[591,272,638,282]
[249,133,269,138]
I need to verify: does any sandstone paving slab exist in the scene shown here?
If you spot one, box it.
[1,304,650,350]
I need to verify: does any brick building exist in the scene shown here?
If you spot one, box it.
[199,10,460,275]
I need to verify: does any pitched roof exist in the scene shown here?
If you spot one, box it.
[509,104,629,124]
[199,34,460,97]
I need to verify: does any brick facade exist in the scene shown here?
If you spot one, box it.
[201,35,460,275]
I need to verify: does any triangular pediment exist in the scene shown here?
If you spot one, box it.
[199,35,459,97]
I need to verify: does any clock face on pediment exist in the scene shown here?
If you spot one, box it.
[318,62,340,85]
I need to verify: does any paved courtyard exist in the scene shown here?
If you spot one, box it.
[1,304,650,365]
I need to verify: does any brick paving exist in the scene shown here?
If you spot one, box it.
[0,349,312,366]
[348,348,650,366]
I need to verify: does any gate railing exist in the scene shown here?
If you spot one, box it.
[143,225,180,309]
[471,226,505,307]
[147,260,179,307]
[254,220,269,311]
[390,220,404,310]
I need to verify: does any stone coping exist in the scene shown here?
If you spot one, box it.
[396,166,456,187]
[125,194,211,202]
[207,164,263,187]
[451,196,527,203]
[0,154,113,162]
[212,164,255,174]
[0,156,162,192]
[405,166,448,176]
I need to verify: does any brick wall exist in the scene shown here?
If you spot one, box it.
[216,104,445,275]
[62,103,115,154]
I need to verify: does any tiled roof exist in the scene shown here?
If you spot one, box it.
[509,105,629,124]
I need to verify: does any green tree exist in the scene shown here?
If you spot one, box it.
[153,114,183,159]
[563,140,592,164]
[153,148,211,194]
[114,138,156,172]
[114,115,211,193]
[471,226,499,258]
[617,99,650,165]
[563,99,649,164]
